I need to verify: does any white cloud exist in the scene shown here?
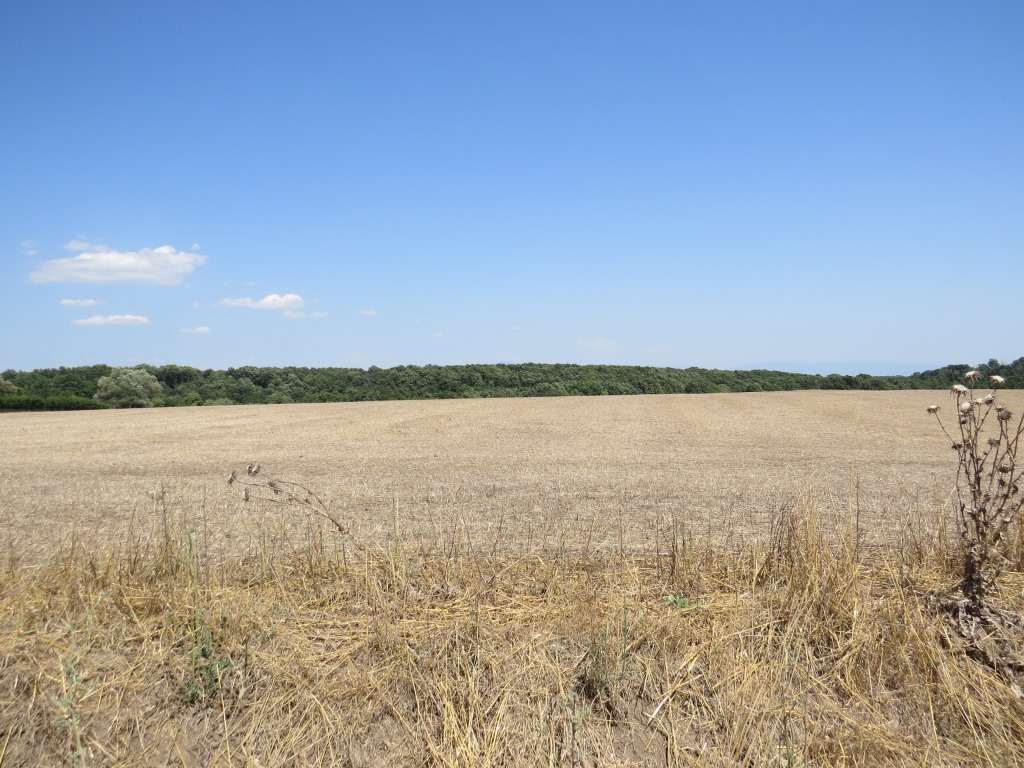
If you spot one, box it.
[30,242,206,285]
[283,310,328,319]
[434,332,444,338]
[22,240,39,257]
[60,298,102,307]
[180,326,211,334]
[219,293,305,310]
[64,239,96,252]
[190,243,201,251]
[72,314,151,326]
[358,309,379,316]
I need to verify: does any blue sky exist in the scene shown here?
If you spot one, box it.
[2,1,1021,375]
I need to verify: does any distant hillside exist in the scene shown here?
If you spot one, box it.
[2,358,1021,410]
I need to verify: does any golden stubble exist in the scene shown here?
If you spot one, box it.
[4,390,1016,562]
[3,391,1024,767]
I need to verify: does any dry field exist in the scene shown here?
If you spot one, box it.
[2,391,1024,767]
[0,390,995,560]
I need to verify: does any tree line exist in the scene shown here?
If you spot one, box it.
[1,358,1021,410]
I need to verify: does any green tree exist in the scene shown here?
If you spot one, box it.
[93,367,163,408]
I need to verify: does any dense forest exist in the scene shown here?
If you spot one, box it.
[1,359,1021,411]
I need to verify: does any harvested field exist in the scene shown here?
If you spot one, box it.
[2,390,1024,767]
[0,390,1002,560]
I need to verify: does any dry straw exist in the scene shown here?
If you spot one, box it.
[1,391,1023,765]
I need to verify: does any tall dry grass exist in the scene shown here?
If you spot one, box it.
[1,488,1023,766]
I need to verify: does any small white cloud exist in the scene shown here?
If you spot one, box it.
[577,337,621,352]
[190,243,201,251]
[191,301,202,309]
[22,240,39,257]
[219,293,305,310]
[180,326,211,334]
[512,325,522,331]
[72,314,151,326]
[64,239,96,252]
[358,309,378,316]
[60,298,102,307]
[434,332,444,338]
[30,242,206,285]
[283,310,328,319]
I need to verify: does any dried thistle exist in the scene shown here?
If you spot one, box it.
[928,370,1024,618]
[991,375,1006,386]
[927,405,940,414]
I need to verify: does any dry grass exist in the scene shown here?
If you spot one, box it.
[2,391,1024,766]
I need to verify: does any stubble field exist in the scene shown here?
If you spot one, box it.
[2,391,1023,767]
[0,391,980,560]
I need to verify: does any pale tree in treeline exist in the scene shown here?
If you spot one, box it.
[93,367,163,408]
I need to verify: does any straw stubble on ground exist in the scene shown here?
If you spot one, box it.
[1,391,1023,766]
[0,391,994,560]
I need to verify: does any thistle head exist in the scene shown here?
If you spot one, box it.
[965,370,981,381]
[991,375,1006,386]
[927,405,940,414]
[997,409,1013,422]
[951,384,969,396]
[960,401,973,413]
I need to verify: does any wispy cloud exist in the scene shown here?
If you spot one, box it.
[29,241,206,285]
[180,326,211,334]
[60,298,102,307]
[72,314,151,326]
[64,239,96,252]
[219,293,305,310]
[21,240,39,257]
[283,310,328,319]
[357,309,379,316]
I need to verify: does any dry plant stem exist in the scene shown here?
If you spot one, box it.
[931,376,1024,613]
[228,464,351,537]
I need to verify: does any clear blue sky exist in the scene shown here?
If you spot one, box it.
[2,1,1021,375]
